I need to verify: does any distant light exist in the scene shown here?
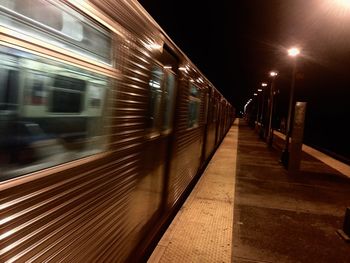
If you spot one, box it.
[270,71,278,77]
[257,89,263,92]
[253,93,258,96]
[261,83,268,87]
[287,47,300,57]
[164,66,172,69]
[178,67,187,71]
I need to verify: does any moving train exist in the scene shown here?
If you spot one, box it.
[1,0,235,262]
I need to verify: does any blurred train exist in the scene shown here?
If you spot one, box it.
[1,0,235,262]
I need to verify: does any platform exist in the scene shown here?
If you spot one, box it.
[148,119,350,263]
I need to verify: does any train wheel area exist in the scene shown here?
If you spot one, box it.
[148,119,350,263]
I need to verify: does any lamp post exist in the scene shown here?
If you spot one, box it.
[281,47,300,167]
[267,71,278,146]
[255,91,260,130]
[256,83,266,126]
[259,83,268,139]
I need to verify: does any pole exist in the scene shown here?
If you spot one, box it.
[281,59,297,167]
[256,94,260,130]
[267,77,276,146]
[259,88,266,139]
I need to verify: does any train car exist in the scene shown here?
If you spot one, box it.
[1,0,235,262]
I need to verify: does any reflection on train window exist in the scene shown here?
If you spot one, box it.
[0,46,110,181]
[162,71,176,131]
[0,0,112,64]
[51,76,86,113]
[0,69,19,111]
[147,66,164,133]
[188,83,200,128]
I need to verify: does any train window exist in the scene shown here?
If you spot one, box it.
[147,66,164,133]
[25,73,50,106]
[0,68,19,111]
[50,76,86,113]
[162,71,176,131]
[0,0,112,64]
[188,83,200,128]
[0,46,111,182]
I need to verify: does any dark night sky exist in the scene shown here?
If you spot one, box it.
[138,0,350,159]
[138,1,287,109]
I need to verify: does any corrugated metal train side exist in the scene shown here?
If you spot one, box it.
[0,1,235,262]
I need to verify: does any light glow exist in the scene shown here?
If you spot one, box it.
[270,71,278,77]
[335,0,350,8]
[257,89,263,92]
[261,83,268,87]
[287,47,300,57]
[144,41,163,51]
[319,0,350,21]
[149,80,161,88]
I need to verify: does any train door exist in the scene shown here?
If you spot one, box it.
[131,47,178,233]
[221,103,226,137]
[205,89,218,158]
[200,88,210,166]
[215,96,221,145]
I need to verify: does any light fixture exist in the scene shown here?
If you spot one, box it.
[287,47,300,57]
[270,71,278,77]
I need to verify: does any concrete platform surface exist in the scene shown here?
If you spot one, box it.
[148,119,350,263]
[233,120,350,263]
[147,121,239,263]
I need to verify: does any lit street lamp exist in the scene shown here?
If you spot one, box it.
[258,82,268,138]
[287,48,300,57]
[281,47,301,167]
[267,71,278,146]
[270,71,278,77]
[253,92,259,130]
